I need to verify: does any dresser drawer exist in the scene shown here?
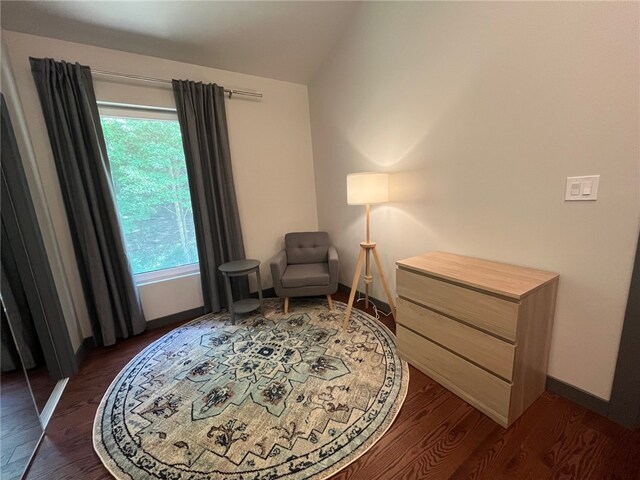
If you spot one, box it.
[396,297,516,381]
[396,325,512,426]
[397,267,519,341]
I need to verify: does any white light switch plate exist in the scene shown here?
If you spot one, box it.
[565,175,599,201]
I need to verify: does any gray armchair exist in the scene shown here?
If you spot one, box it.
[270,232,339,313]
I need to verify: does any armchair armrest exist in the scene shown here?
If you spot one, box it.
[328,246,339,286]
[270,250,288,291]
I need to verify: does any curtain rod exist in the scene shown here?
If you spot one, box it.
[90,69,263,99]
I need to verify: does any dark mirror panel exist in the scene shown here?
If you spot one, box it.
[1,303,43,480]
[1,231,58,413]
[1,91,80,417]
[1,91,79,478]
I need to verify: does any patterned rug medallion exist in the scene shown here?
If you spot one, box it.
[94,299,409,479]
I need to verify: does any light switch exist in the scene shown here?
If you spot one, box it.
[565,175,599,201]
[570,181,580,196]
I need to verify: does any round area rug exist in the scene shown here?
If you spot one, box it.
[94,298,409,480]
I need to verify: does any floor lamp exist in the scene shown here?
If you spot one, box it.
[342,172,396,330]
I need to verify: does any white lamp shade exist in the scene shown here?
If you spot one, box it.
[347,172,389,205]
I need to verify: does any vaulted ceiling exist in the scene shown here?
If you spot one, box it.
[0,1,361,84]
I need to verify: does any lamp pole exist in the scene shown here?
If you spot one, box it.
[364,203,372,306]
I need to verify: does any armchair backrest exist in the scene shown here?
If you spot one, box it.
[285,232,330,265]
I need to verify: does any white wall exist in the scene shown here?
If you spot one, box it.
[309,2,640,400]
[3,31,318,338]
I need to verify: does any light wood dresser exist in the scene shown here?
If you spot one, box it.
[395,252,559,427]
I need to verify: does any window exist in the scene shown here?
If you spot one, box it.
[99,106,198,279]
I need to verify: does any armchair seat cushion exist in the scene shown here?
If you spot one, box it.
[281,263,330,288]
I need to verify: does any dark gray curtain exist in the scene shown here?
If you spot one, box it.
[172,80,247,313]
[30,57,145,346]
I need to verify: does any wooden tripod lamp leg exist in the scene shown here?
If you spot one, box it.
[343,247,366,330]
[372,247,396,318]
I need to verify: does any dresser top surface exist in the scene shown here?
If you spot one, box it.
[396,252,558,299]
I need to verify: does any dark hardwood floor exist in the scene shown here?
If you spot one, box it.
[25,364,59,413]
[1,369,43,480]
[25,293,640,479]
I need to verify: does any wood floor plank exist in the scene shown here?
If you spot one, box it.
[548,426,609,480]
[21,292,640,480]
[393,406,497,480]
[333,382,464,479]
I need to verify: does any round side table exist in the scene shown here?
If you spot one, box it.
[218,259,263,322]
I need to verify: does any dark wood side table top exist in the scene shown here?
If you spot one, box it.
[218,259,260,274]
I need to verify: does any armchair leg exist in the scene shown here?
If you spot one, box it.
[326,294,333,310]
[284,297,289,314]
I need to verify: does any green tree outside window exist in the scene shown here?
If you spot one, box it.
[101,116,198,274]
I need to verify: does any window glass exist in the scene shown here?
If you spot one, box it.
[100,114,198,275]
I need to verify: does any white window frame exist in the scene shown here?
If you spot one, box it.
[134,263,200,286]
[98,101,200,285]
